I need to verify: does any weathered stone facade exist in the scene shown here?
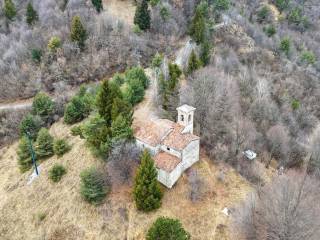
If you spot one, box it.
[134,105,200,188]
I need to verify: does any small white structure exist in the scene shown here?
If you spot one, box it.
[134,105,200,188]
[243,150,257,161]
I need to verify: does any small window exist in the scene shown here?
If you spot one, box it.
[188,114,191,122]
[167,147,170,151]
[180,115,184,121]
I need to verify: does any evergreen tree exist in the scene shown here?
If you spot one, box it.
[26,3,38,25]
[189,5,206,44]
[17,136,33,172]
[147,217,191,240]
[133,150,163,212]
[199,40,212,66]
[134,0,150,31]
[91,0,103,13]
[35,128,54,159]
[187,50,201,75]
[80,167,109,205]
[32,92,54,120]
[111,114,133,141]
[96,80,121,125]
[19,114,43,140]
[70,16,87,50]
[111,97,133,123]
[3,0,16,20]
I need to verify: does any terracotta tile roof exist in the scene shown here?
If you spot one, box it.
[134,119,175,147]
[154,151,181,172]
[162,124,200,150]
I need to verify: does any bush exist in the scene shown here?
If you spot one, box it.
[48,36,62,52]
[134,0,151,30]
[300,51,316,65]
[279,37,291,56]
[35,128,54,159]
[291,99,300,110]
[49,164,66,182]
[3,0,16,20]
[91,0,103,13]
[26,3,38,25]
[70,16,87,50]
[31,49,42,63]
[82,115,112,158]
[187,50,202,75]
[111,73,125,86]
[160,5,170,21]
[53,139,71,156]
[273,0,290,12]
[70,125,84,138]
[212,0,230,11]
[133,24,142,35]
[133,150,163,212]
[64,89,92,124]
[257,6,270,23]
[80,167,109,205]
[125,67,149,89]
[264,25,276,37]
[32,92,55,120]
[111,114,133,141]
[19,114,43,140]
[189,5,206,44]
[17,136,33,172]
[146,217,191,240]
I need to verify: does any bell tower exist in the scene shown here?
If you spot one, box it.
[176,104,196,134]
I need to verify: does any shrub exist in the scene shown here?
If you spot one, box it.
[151,52,163,69]
[257,6,270,23]
[111,73,125,86]
[300,51,316,65]
[288,7,302,25]
[264,25,276,37]
[82,115,112,158]
[47,36,61,52]
[64,90,92,124]
[279,37,291,56]
[80,167,109,205]
[17,136,33,172]
[200,41,212,66]
[189,5,206,44]
[31,48,42,63]
[125,67,149,89]
[111,114,133,141]
[70,16,87,50]
[187,50,202,75]
[91,0,103,13]
[134,0,150,30]
[3,0,16,20]
[212,0,230,11]
[19,114,43,140]
[150,0,160,6]
[133,24,142,35]
[26,3,38,25]
[160,5,170,21]
[133,150,162,212]
[70,125,84,138]
[53,139,71,156]
[35,128,54,159]
[146,217,191,240]
[49,164,66,182]
[291,99,300,110]
[273,0,290,12]
[32,92,55,120]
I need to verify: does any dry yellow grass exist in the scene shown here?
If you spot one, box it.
[0,119,252,240]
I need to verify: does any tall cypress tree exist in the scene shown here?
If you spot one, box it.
[3,0,16,20]
[91,0,103,13]
[134,0,150,30]
[187,50,201,75]
[189,5,206,44]
[17,136,33,172]
[26,3,38,25]
[70,16,87,50]
[133,150,163,212]
[95,80,121,126]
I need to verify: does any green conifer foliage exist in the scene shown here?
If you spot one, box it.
[134,0,151,30]
[35,128,54,159]
[133,150,163,212]
[3,0,16,20]
[17,136,33,172]
[70,16,87,50]
[91,0,103,13]
[111,114,133,141]
[189,5,206,44]
[26,3,38,25]
[187,50,201,75]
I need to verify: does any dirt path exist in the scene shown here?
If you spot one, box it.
[0,100,32,111]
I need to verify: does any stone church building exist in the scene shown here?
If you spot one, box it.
[134,105,200,188]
